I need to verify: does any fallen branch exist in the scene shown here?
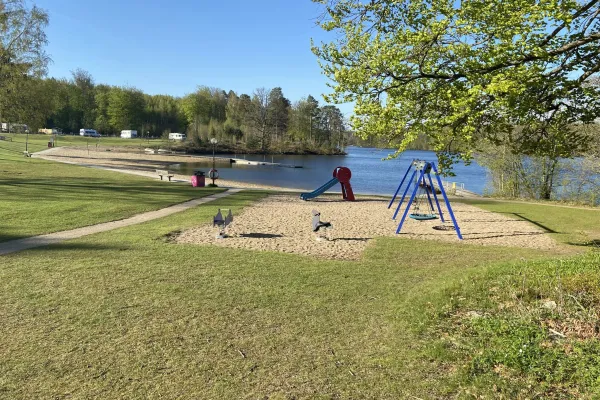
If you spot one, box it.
[549,328,566,338]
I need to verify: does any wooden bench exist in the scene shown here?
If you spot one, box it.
[156,169,174,181]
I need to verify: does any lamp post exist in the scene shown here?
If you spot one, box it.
[210,137,218,168]
[209,138,218,186]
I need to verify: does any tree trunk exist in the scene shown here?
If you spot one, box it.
[539,157,558,200]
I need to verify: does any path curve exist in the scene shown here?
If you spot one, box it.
[0,189,242,256]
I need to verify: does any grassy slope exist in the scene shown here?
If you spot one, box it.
[0,138,223,241]
[462,198,600,246]
[423,199,600,398]
[424,252,600,399]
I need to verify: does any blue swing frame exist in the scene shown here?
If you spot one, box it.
[388,160,463,240]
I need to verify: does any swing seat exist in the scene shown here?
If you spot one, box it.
[409,213,438,221]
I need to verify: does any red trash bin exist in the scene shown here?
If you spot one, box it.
[191,172,205,187]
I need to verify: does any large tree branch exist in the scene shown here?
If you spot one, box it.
[539,0,600,47]
[578,61,600,82]
[6,9,32,55]
[547,32,600,56]
[544,50,600,77]
[385,33,600,84]
[581,8,600,35]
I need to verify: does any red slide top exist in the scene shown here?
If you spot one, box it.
[333,167,355,201]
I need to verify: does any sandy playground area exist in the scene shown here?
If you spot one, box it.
[35,147,559,260]
[175,194,558,260]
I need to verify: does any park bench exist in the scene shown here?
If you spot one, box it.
[0,135,12,141]
[156,169,174,181]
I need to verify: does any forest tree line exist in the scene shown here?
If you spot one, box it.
[2,69,350,154]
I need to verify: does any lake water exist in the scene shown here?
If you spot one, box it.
[171,146,489,195]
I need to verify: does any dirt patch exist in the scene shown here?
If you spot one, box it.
[175,194,559,260]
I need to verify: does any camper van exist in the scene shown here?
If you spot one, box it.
[1,123,29,133]
[80,129,100,137]
[168,132,186,141]
[120,130,138,139]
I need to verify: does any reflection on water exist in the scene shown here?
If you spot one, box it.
[170,147,489,195]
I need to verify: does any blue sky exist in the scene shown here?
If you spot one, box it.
[34,0,352,115]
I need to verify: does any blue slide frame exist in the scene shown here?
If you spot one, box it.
[300,177,340,200]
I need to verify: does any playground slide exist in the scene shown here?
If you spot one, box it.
[300,178,340,200]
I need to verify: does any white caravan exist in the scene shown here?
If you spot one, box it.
[80,129,100,137]
[120,130,138,139]
[168,132,186,141]
[1,123,29,133]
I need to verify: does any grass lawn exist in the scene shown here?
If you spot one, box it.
[3,186,598,398]
[0,141,223,242]
[2,147,600,398]
[0,133,168,153]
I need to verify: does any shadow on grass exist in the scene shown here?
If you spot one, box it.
[1,242,130,255]
[0,231,33,243]
[463,231,547,240]
[43,242,133,252]
[566,239,600,248]
[461,205,561,235]
[0,177,218,203]
[510,212,558,234]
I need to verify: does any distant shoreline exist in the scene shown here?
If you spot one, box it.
[179,145,347,157]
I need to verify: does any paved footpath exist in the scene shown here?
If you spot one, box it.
[0,189,242,256]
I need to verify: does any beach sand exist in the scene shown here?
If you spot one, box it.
[35,146,301,191]
[175,194,559,260]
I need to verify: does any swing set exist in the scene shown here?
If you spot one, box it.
[388,160,463,239]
